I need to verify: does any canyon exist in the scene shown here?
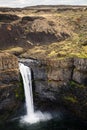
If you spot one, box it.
[0,6,87,121]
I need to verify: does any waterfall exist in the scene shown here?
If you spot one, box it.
[19,63,34,116]
[19,63,52,124]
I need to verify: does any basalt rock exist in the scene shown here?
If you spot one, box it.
[0,52,22,121]
[0,14,19,22]
[19,58,74,100]
[73,58,87,85]
[19,57,87,120]
[0,24,23,49]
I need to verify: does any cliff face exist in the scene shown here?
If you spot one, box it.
[0,52,22,120]
[0,23,23,49]
[20,58,87,120]
[73,58,87,85]
[0,6,87,121]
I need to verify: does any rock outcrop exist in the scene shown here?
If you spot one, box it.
[0,24,23,49]
[0,12,71,49]
[19,57,87,120]
[0,14,19,22]
[0,52,22,121]
[24,17,70,45]
[73,58,87,85]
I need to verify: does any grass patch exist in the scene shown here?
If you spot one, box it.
[48,50,57,57]
[4,47,24,56]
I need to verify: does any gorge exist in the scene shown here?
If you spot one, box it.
[0,5,87,130]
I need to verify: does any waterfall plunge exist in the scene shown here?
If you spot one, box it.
[19,63,52,124]
[19,63,34,116]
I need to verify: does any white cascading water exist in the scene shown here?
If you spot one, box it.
[19,63,34,116]
[19,63,52,124]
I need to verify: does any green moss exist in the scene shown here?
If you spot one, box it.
[69,81,86,88]
[69,81,77,86]
[15,93,19,98]
[15,74,25,101]
[48,79,52,82]
[64,96,78,103]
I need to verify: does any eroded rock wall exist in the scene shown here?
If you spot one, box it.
[19,57,87,120]
[73,58,87,85]
[0,52,21,120]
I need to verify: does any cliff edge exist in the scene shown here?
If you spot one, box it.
[0,52,22,121]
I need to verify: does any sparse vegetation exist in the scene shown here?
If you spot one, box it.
[0,6,87,59]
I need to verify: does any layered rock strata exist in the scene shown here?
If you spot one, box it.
[0,52,21,120]
[19,58,87,120]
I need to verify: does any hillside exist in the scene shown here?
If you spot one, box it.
[0,6,87,59]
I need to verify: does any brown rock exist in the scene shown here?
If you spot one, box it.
[0,52,21,121]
